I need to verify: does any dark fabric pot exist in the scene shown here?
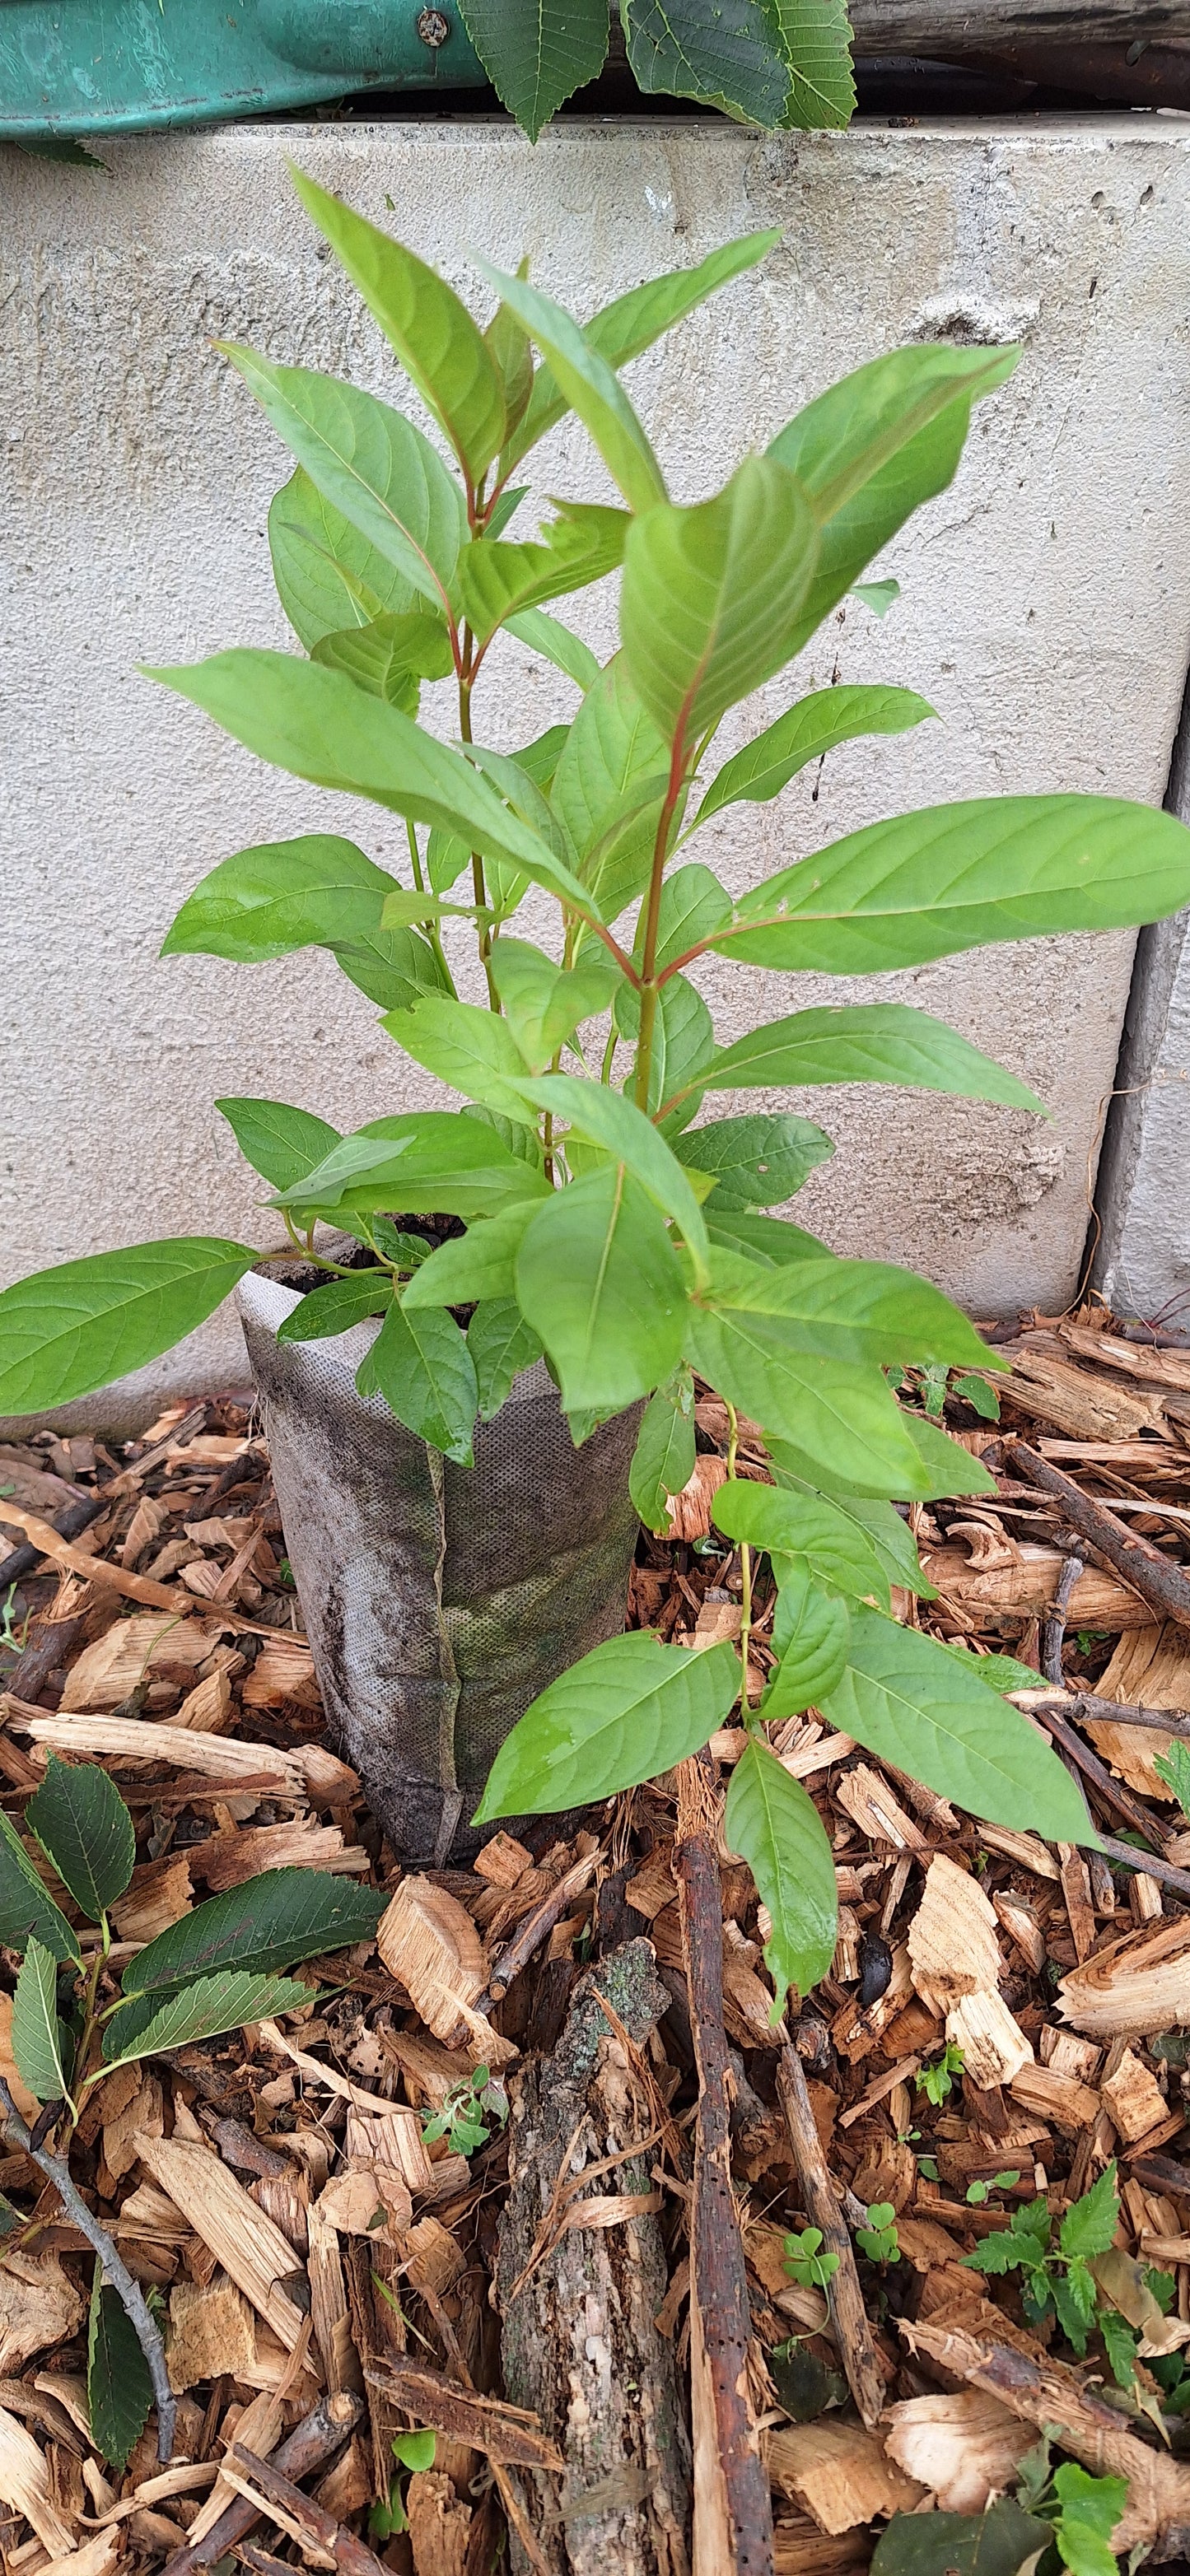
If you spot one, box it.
[238,1274,641,1866]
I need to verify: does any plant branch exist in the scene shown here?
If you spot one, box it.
[633,734,690,1112]
[0,2077,176,2463]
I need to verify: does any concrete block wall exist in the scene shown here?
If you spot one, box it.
[3,114,1190,1423]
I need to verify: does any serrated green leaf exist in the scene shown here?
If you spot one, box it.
[276,1275,394,1341]
[12,1938,69,2104]
[0,1814,80,1963]
[1052,2257,1098,2355]
[0,1240,258,1418]
[1052,2463,1128,2576]
[725,1740,837,2018]
[763,1567,851,1717]
[1059,2162,1119,2260]
[621,455,818,750]
[101,1971,315,2068]
[357,1302,478,1465]
[119,1870,385,2005]
[772,0,855,126]
[623,0,791,122]
[1153,1740,1190,1815]
[870,2499,1050,2576]
[474,1631,740,1819]
[217,1099,342,1193]
[26,1757,135,1920]
[88,2271,152,2471]
[468,1298,543,1419]
[821,1610,1098,1838]
[459,0,609,133]
[696,1004,1046,1115]
[712,1478,890,1608]
[696,686,931,826]
[629,1368,697,1532]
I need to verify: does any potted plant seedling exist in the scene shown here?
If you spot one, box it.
[4,175,1190,1988]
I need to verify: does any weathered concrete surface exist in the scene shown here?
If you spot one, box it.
[1094,693,1190,1334]
[3,116,1190,1423]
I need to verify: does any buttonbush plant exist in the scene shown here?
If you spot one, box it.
[5,179,1190,2015]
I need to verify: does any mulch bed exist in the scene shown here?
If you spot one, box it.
[1,1293,1189,2576]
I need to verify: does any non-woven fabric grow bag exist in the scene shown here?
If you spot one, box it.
[238,1273,642,1866]
[0,0,486,138]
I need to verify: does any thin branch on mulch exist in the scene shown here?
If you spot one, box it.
[1007,1437,1190,1630]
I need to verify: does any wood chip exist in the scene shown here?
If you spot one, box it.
[1100,2047,1169,2144]
[884,2391,1037,2512]
[766,2421,924,2532]
[835,1766,929,1856]
[1089,1625,1190,1797]
[0,2255,84,2376]
[1009,2061,1102,2132]
[134,2133,311,2354]
[908,1855,1002,2013]
[20,1717,303,1795]
[0,2405,76,2555]
[58,1617,216,1712]
[166,2276,259,2392]
[947,1990,1034,2091]
[376,1878,498,2058]
[1058,1917,1190,2037]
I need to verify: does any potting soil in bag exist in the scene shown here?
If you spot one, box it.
[238,1274,642,1865]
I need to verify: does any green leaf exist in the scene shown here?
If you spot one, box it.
[763,1567,851,1717]
[274,1111,551,1225]
[0,1816,79,1964]
[474,1631,740,1819]
[620,454,818,750]
[12,1939,69,2104]
[768,1460,933,1595]
[312,609,453,710]
[698,1244,996,1372]
[502,230,779,477]
[484,278,534,441]
[964,2225,1047,2278]
[1059,2162,1119,2260]
[290,170,506,483]
[458,0,609,136]
[122,1872,385,2005]
[102,1971,316,2068]
[768,343,1021,658]
[629,1367,697,1532]
[698,1003,1046,1114]
[723,794,1190,976]
[222,345,465,611]
[623,0,791,123]
[952,1369,1001,1422]
[469,260,668,515]
[725,1740,837,2019]
[820,1609,1098,1838]
[706,1210,834,1269]
[217,1099,342,1192]
[488,940,622,1072]
[522,1075,710,1276]
[277,1275,394,1341]
[506,608,601,692]
[88,2272,152,2471]
[685,1305,954,1500]
[1052,2257,1098,2355]
[381,995,538,1123]
[1153,1740,1190,1815]
[26,1757,135,1919]
[458,509,627,648]
[164,834,448,1015]
[676,1114,833,1209]
[268,466,424,649]
[357,1302,478,1464]
[696,686,932,826]
[870,2500,1050,2576]
[0,1238,259,1417]
[402,1203,541,1309]
[618,973,716,1122]
[640,864,734,971]
[1098,2306,1139,2391]
[712,1478,889,1608]
[148,656,583,906]
[772,0,855,126]
[1052,2463,1128,2576]
[468,1298,543,1419]
[516,1167,688,1414]
[551,653,668,915]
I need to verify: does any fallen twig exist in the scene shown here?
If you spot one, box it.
[1042,1548,1083,1684]
[475,1850,601,2014]
[0,1494,105,1594]
[1016,1688,1190,1740]
[776,2043,888,2431]
[1094,1833,1190,1898]
[1032,1703,1175,1849]
[674,1753,774,2576]
[0,2078,176,2464]
[1006,1441,1190,1631]
[227,2447,387,2576]
[162,2387,362,2576]
[0,1502,195,1610]
[365,2356,564,2472]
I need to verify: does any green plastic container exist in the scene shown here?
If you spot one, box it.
[0,0,488,137]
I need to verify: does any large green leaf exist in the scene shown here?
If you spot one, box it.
[277,1274,394,1342]
[459,510,627,649]
[623,0,791,123]
[474,1630,740,1819]
[312,609,453,710]
[469,260,667,515]
[0,1239,258,1417]
[821,1609,1096,1838]
[725,1740,837,2018]
[268,466,423,649]
[720,796,1190,975]
[516,1168,688,1414]
[273,1111,551,1224]
[503,230,780,477]
[630,1367,697,1533]
[768,1412,994,1505]
[458,0,609,139]
[698,1244,994,1371]
[676,1113,833,1208]
[522,1074,711,1274]
[468,1298,543,1419]
[488,940,622,1073]
[381,996,537,1125]
[291,170,506,483]
[871,2502,1050,2576]
[763,1566,851,1716]
[768,1453,935,1596]
[357,1302,478,1462]
[684,1307,963,1499]
[484,277,534,441]
[148,654,581,903]
[401,1202,540,1309]
[12,1939,69,2104]
[26,1758,135,1921]
[222,347,465,613]
[618,972,716,1122]
[768,343,1020,657]
[620,455,819,750]
[101,1972,316,2067]
[551,653,669,918]
[706,1209,833,1267]
[772,0,855,126]
[640,863,734,971]
[712,1477,890,1607]
[88,2274,152,2472]
[696,1004,1045,1112]
[695,684,933,825]
[216,1099,342,1193]
[119,1872,385,2005]
[0,1816,78,1964]
[506,608,602,692]
[163,834,398,963]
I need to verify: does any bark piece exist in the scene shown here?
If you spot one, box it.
[777,2047,888,2429]
[0,1996,39,2124]
[166,2277,258,2393]
[474,1833,534,1887]
[314,2172,412,2243]
[1100,2047,1168,2143]
[771,2513,870,2576]
[194,1819,365,1889]
[306,2202,363,2397]
[497,1939,692,2576]
[883,2390,1036,2510]
[766,2423,923,2532]
[1058,1916,1190,2036]
[920,1543,1147,1632]
[405,2469,471,2576]
[1090,1625,1190,1798]
[365,2357,562,2472]
[0,2251,84,2375]
[240,1639,320,1709]
[1006,1442,1190,1633]
[39,2531,123,2576]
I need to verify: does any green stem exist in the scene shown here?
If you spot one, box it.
[600,1026,619,1087]
[724,1400,757,1726]
[633,738,688,1115]
[405,822,457,996]
[456,664,500,1012]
